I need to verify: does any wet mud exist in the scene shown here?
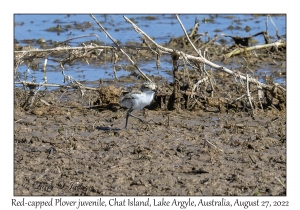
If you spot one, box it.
[14,85,286,196]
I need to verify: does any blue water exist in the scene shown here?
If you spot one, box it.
[14,14,286,87]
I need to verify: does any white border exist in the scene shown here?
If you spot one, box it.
[3,0,296,209]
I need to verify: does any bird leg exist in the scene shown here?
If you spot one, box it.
[129,113,147,123]
[124,108,147,129]
[125,108,133,129]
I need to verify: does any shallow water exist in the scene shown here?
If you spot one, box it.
[14,14,286,87]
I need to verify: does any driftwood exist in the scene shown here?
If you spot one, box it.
[225,40,285,58]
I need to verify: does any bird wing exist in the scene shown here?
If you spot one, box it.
[120,90,142,102]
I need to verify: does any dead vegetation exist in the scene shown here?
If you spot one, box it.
[14,14,286,118]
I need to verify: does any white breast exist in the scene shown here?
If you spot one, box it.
[120,90,155,110]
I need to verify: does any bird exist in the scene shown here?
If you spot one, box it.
[119,81,157,129]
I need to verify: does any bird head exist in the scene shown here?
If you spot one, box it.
[141,81,157,92]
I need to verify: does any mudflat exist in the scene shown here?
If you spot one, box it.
[14,85,286,196]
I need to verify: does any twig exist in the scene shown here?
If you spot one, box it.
[175,14,203,58]
[43,59,48,83]
[242,57,254,74]
[90,14,152,83]
[246,74,255,117]
[257,84,264,110]
[15,81,98,90]
[205,139,224,153]
[192,77,209,95]
[40,99,50,106]
[14,45,158,54]
[267,15,284,40]
[189,18,199,37]
[14,45,111,53]
[275,176,285,188]
[22,82,45,109]
[230,94,247,103]
[176,14,215,93]
[199,33,226,50]
[60,33,100,44]
[202,50,215,95]
[57,88,68,103]
[93,121,97,130]
[171,50,181,111]
[248,155,256,164]
[112,52,118,79]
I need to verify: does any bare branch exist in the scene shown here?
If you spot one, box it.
[175,14,203,58]
[90,14,153,83]
[246,74,255,117]
[226,40,285,58]
[123,15,285,92]
[15,81,98,91]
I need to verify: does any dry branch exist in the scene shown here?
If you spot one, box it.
[246,74,255,117]
[14,15,285,113]
[176,15,215,95]
[175,14,203,58]
[90,14,153,83]
[225,40,286,58]
[123,15,285,93]
[14,45,113,54]
[199,33,225,50]
[171,51,181,111]
[14,45,157,54]
[15,81,97,91]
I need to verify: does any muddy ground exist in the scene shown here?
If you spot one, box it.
[14,83,286,196]
[14,26,286,196]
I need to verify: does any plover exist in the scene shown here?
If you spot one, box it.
[120,82,157,129]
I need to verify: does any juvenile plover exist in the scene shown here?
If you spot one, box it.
[120,82,157,129]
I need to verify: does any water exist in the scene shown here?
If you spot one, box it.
[14,14,286,88]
